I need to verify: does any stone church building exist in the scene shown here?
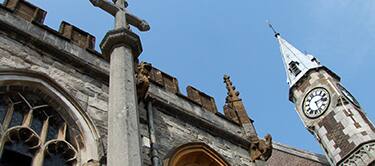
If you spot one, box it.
[0,0,374,166]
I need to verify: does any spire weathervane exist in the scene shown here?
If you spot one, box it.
[267,20,280,38]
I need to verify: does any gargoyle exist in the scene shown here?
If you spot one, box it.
[136,61,152,101]
[249,134,273,161]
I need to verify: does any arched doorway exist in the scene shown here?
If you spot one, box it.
[164,143,230,166]
[0,70,100,165]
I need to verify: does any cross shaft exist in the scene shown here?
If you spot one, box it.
[89,0,150,165]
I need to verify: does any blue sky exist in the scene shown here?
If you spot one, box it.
[7,0,375,154]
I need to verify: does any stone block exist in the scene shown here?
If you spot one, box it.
[4,11,29,32]
[317,126,327,136]
[163,74,179,94]
[332,147,341,156]
[334,155,341,164]
[3,0,46,24]
[100,28,142,61]
[150,68,163,85]
[149,67,180,94]
[25,54,48,68]
[27,22,45,39]
[186,86,218,113]
[142,136,151,148]
[186,85,201,104]
[59,21,96,50]
[333,111,346,122]
[342,123,356,136]
[88,97,108,112]
[42,32,60,47]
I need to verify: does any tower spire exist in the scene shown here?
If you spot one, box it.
[271,27,321,87]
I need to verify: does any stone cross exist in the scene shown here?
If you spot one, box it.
[89,0,150,31]
[89,0,150,166]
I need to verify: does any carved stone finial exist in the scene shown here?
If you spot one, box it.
[223,74,241,103]
[249,134,273,161]
[136,61,152,101]
[222,74,254,127]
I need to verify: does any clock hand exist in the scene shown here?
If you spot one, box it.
[315,100,323,108]
[315,100,319,106]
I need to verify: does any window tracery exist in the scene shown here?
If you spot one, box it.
[0,86,78,166]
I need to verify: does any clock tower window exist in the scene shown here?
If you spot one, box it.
[288,61,301,76]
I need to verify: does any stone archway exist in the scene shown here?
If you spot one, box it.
[164,143,230,166]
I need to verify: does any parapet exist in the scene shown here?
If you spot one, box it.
[2,0,100,57]
[148,67,221,114]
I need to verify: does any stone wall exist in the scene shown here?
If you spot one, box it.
[151,105,252,166]
[0,9,110,158]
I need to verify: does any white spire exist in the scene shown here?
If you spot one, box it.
[275,34,321,87]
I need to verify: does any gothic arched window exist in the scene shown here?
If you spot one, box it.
[164,143,230,166]
[0,70,102,166]
[0,88,78,165]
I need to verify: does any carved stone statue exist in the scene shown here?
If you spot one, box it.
[249,134,273,161]
[136,61,152,101]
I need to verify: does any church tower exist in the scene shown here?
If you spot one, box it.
[272,28,375,165]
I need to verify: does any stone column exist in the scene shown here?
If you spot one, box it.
[100,27,144,166]
[89,0,150,165]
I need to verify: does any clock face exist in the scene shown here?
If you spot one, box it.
[337,84,360,107]
[303,88,331,119]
